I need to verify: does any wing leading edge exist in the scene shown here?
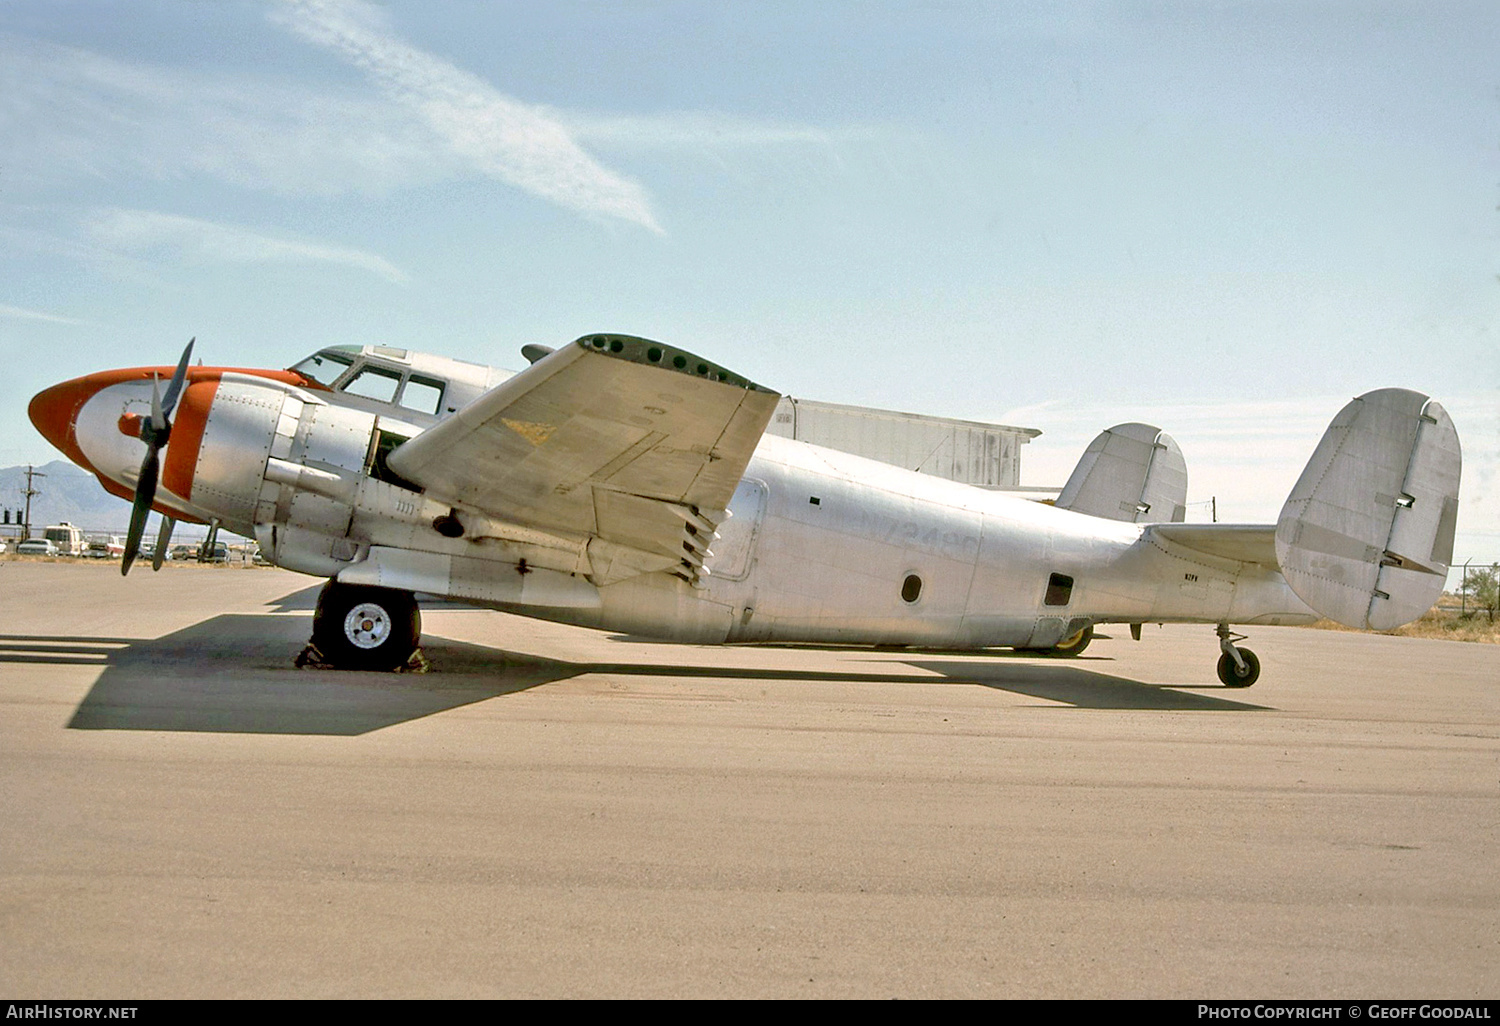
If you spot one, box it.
[386,334,780,586]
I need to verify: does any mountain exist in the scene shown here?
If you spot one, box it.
[0,460,134,533]
[1,460,247,543]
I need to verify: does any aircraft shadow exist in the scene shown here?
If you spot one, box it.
[0,635,128,666]
[38,604,1269,735]
[899,660,1268,711]
[58,615,564,736]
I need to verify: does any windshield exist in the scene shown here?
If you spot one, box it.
[289,350,356,388]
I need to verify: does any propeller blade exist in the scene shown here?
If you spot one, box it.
[123,338,193,577]
[121,446,160,577]
[148,373,166,435]
[152,515,175,572]
[160,337,194,419]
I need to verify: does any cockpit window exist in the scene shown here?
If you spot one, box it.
[341,365,403,404]
[399,376,444,416]
[290,350,355,388]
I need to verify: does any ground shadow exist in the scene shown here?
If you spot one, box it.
[0,635,129,665]
[29,600,1269,735]
[899,659,1267,711]
[54,615,569,735]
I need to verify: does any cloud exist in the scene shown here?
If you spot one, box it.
[86,209,410,284]
[0,34,463,197]
[560,110,872,151]
[2,14,860,230]
[271,0,663,233]
[0,303,93,327]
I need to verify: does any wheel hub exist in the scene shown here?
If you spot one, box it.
[344,602,392,649]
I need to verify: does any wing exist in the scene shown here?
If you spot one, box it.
[386,334,780,585]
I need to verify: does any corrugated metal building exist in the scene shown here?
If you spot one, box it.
[764,397,1041,490]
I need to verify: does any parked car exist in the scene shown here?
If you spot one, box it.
[135,541,171,562]
[16,538,60,556]
[86,537,125,559]
[168,542,230,563]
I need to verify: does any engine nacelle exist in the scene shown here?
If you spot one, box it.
[155,372,376,576]
[164,376,286,534]
[251,390,377,577]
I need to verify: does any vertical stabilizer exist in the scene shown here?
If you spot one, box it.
[1054,423,1187,523]
[1275,389,1460,630]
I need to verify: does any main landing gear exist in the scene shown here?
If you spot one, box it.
[1215,623,1260,687]
[308,581,422,671]
[1017,623,1095,657]
[1047,623,1094,657]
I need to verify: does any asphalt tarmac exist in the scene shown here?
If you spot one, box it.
[1,561,1496,999]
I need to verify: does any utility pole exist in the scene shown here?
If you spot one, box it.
[22,465,44,541]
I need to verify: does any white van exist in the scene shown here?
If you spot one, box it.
[43,523,88,557]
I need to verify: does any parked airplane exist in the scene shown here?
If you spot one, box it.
[28,335,1461,687]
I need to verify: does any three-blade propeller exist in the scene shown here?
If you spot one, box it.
[122,338,194,576]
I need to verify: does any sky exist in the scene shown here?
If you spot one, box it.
[1,0,1496,563]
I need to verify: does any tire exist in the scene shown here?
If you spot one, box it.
[1018,624,1094,657]
[1216,646,1260,687]
[312,582,421,671]
[1049,624,1094,657]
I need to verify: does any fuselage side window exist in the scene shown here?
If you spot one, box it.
[1044,573,1075,606]
[399,376,445,417]
[341,365,403,404]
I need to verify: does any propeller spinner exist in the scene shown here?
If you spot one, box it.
[121,338,194,575]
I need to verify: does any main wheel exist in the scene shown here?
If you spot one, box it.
[1049,624,1094,657]
[1016,624,1094,658]
[312,582,421,671]
[1216,646,1260,687]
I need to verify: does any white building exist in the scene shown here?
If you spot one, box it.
[764,397,1041,491]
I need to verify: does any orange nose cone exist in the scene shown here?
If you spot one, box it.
[29,367,172,474]
[28,376,103,472]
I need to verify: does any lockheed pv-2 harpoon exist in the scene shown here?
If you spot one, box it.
[29,336,1461,686]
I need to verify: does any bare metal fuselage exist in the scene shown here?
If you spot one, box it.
[37,366,1315,651]
[566,434,1316,648]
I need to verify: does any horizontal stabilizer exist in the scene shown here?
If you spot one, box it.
[1147,523,1278,567]
[1275,389,1461,630]
[1055,423,1187,523]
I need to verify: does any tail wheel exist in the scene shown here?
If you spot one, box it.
[312,582,421,671]
[1216,647,1260,688]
